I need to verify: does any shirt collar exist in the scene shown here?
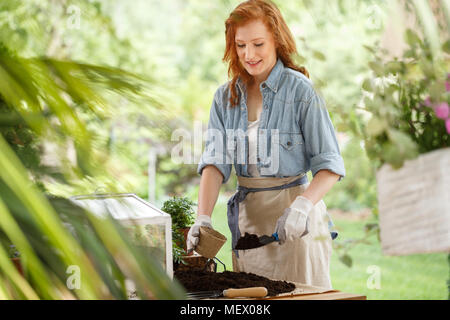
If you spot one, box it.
[263,58,284,93]
[236,58,284,95]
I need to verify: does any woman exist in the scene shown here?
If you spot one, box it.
[187,0,345,289]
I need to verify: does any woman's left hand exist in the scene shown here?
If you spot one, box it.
[275,196,314,244]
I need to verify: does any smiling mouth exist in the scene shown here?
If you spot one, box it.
[247,60,262,67]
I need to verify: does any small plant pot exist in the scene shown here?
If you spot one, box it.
[180,227,193,256]
[195,226,227,259]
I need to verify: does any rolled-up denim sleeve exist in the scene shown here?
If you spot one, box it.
[300,90,346,180]
[197,89,232,184]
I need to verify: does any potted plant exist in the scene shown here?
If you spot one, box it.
[161,196,217,272]
[161,196,196,260]
[357,24,450,256]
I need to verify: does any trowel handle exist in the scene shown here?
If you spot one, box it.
[224,287,268,298]
[272,233,279,241]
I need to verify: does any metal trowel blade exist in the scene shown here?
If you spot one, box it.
[257,233,279,246]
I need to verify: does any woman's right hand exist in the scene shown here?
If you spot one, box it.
[187,214,213,252]
[274,195,313,244]
[188,165,222,252]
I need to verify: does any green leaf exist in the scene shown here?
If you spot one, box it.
[382,142,404,168]
[363,96,375,110]
[405,28,422,47]
[386,61,403,74]
[339,254,353,268]
[404,62,423,81]
[364,223,379,233]
[362,79,373,92]
[368,61,385,77]
[385,129,419,167]
[312,50,326,61]
[429,80,445,99]
[384,84,399,96]
[442,39,450,54]
[366,116,387,136]
[363,45,377,54]
[420,58,435,78]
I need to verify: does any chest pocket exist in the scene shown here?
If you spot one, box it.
[279,132,304,151]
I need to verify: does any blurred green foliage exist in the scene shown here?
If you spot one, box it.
[323,136,377,211]
[359,29,449,169]
[0,1,187,299]
[1,0,447,299]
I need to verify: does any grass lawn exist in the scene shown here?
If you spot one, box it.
[210,196,448,300]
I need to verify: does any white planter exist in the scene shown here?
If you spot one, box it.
[376,147,450,256]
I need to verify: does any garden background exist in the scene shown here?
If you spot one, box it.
[0,0,448,299]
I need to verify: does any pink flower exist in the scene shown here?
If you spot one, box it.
[434,102,449,119]
[423,96,432,107]
[446,118,450,134]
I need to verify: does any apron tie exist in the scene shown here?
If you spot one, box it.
[227,175,308,257]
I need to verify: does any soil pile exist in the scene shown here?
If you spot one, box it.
[174,269,295,297]
[234,232,262,250]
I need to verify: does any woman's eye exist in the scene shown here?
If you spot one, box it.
[236,43,263,48]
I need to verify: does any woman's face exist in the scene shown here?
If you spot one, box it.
[235,19,277,84]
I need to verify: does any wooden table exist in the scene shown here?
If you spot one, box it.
[265,290,366,300]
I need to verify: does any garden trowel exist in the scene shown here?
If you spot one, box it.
[187,287,268,299]
[235,232,279,250]
[255,232,279,248]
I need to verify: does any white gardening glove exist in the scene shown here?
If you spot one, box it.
[275,196,314,244]
[187,214,213,252]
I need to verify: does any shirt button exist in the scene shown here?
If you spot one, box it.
[262,83,266,88]
[287,141,292,146]
[257,157,261,162]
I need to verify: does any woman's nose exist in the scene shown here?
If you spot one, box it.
[245,46,254,60]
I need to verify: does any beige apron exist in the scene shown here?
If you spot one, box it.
[231,174,333,289]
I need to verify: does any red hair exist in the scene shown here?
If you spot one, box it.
[223,0,309,107]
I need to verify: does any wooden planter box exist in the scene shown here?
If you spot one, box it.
[376,148,450,255]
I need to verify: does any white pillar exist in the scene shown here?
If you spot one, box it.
[148,148,156,203]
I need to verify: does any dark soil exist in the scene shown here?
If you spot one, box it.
[234,232,262,250]
[174,269,296,297]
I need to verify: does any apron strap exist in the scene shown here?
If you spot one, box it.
[227,175,308,257]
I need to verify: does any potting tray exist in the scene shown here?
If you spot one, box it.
[175,269,296,297]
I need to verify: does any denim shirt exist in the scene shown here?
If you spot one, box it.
[197,58,345,183]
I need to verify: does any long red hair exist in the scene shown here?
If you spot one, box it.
[223,0,309,107]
